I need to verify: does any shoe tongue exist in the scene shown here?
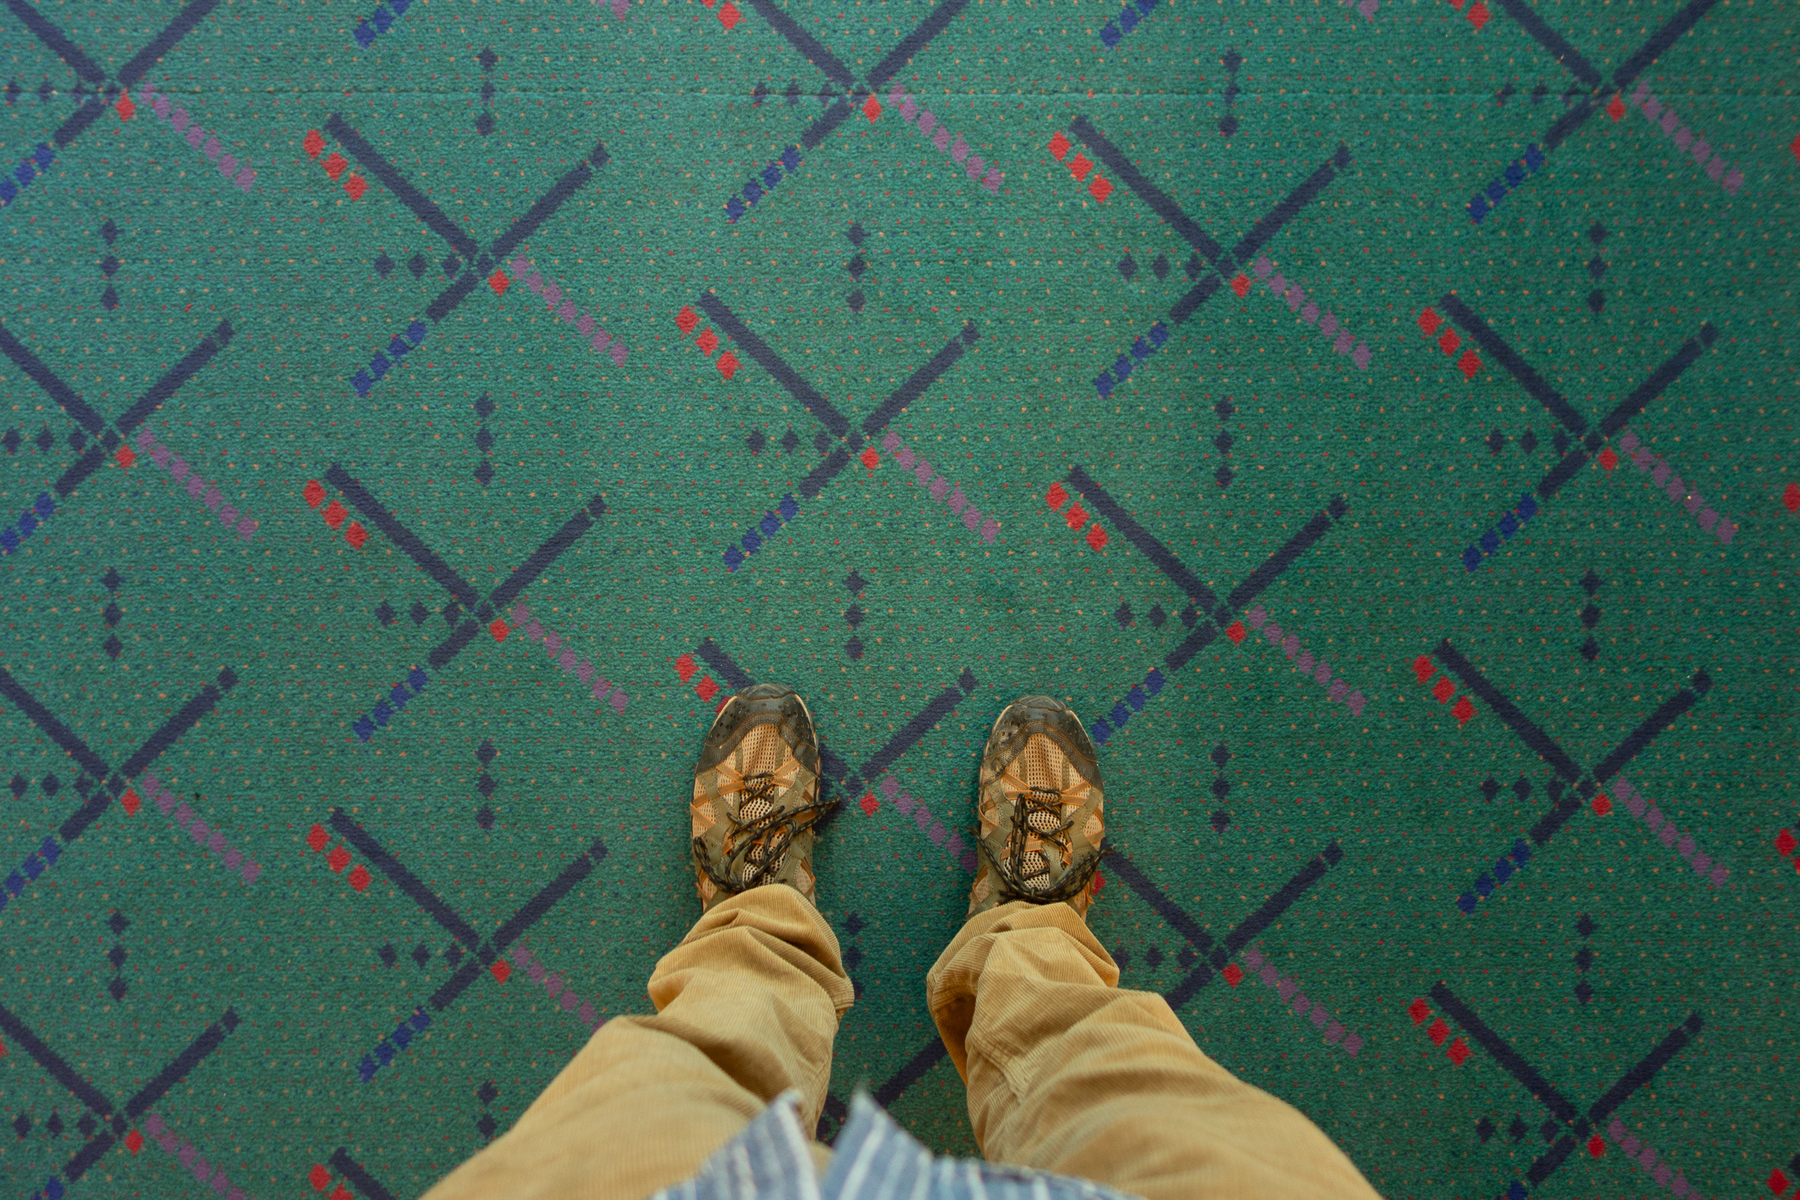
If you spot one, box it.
[1020,734,1065,791]
[738,723,788,777]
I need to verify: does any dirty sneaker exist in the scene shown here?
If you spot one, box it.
[966,695,1106,919]
[691,683,835,910]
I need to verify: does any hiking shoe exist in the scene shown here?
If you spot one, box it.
[691,683,835,910]
[966,695,1106,919]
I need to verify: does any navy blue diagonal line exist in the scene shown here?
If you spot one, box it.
[695,639,756,691]
[1432,640,1584,781]
[740,0,857,89]
[488,843,606,953]
[1228,149,1346,265]
[117,0,220,87]
[1612,0,1719,88]
[118,672,233,780]
[329,808,487,950]
[1067,116,1221,262]
[488,161,595,265]
[1588,683,1700,782]
[54,96,107,147]
[696,293,850,437]
[871,1042,950,1108]
[487,498,606,614]
[1222,849,1334,954]
[1438,294,1588,435]
[325,464,482,607]
[866,0,971,88]
[0,999,119,1119]
[330,1149,401,1200]
[326,115,481,259]
[1585,1013,1703,1124]
[854,681,971,784]
[1489,0,1601,86]
[1534,447,1592,500]
[1429,982,1581,1124]
[1223,508,1339,615]
[1063,466,1217,611]
[2,0,107,82]
[114,321,233,434]
[0,320,108,434]
[859,328,973,437]
[122,1010,237,1118]
[0,665,114,779]
[1102,852,1217,955]
[1596,329,1713,439]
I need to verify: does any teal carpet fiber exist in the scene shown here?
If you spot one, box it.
[0,0,1794,1197]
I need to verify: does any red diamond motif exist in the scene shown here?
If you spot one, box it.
[1045,482,1069,510]
[1607,93,1626,121]
[1067,153,1094,181]
[1408,997,1430,1025]
[676,305,699,334]
[1598,446,1619,471]
[343,174,368,200]
[490,960,511,982]
[322,500,347,529]
[859,792,880,817]
[115,91,135,120]
[1225,621,1246,644]
[124,1128,144,1153]
[1412,654,1436,683]
[1466,1,1489,27]
[348,864,371,892]
[1784,482,1800,512]
[487,269,510,295]
[1085,524,1109,551]
[1770,1169,1790,1195]
[1792,133,1800,164]
[695,674,720,702]
[327,845,351,873]
[115,444,136,467]
[309,1164,332,1191]
[1452,696,1475,726]
[1230,273,1251,298]
[330,1187,354,1200]
[1591,792,1613,816]
[1436,329,1462,356]
[1446,1037,1471,1065]
[1048,131,1072,160]
[322,152,348,181]
[861,94,881,122]
[1776,828,1797,857]
[1587,1135,1606,1157]
[1088,175,1114,202]
[859,447,880,470]
[303,130,326,159]
[717,351,740,380]
[717,1,741,27]
[489,618,511,642]
[307,823,331,852]
[1064,503,1089,530]
[1222,963,1244,986]
[304,479,326,508]
[675,653,698,683]
[1457,349,1481,379]
[1431,676,1456,703]
[1426,1018,1449,1046]
[119,788,141,815]
[344,521,368,549]
[1417,307,1442,337]
[695,328,720,356]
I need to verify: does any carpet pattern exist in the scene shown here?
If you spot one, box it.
[0,0,1794,1197]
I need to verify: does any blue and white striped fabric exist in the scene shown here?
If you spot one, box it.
[649,1090,1144,1200]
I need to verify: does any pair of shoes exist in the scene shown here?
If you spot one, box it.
[690,683,1106,919]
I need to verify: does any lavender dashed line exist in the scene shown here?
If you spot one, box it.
[141,1112,249,1200]
[1250,256,1371,368]
[1240,945,1364,1057]
[505,254,629,366]
[1607,1117,1713,1200]
[508,601,630,714]
[876,773,977,872]
[134,428,259,542]
[139,772,262,885]
[1630,84,1742,196]
[883,84,1003,194]
[880,433,999,544]
[511,942,605,1030]
[1246,606,1368,716]
[1615,428,1738,546]
[1610,775,1728,889]
[135,82,256,193]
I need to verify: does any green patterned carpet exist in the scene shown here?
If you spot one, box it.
[0,0,1794,1197]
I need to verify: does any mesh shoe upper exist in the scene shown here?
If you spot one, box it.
[968,695,1106,918]
[691,684,832,909]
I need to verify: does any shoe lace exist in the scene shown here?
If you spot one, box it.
[987,786,1105,903]
[692,774,838,894]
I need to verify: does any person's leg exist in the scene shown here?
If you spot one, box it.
[927,694,1379,1200]
[927,900,1379,1200]
[424,684,849,1200]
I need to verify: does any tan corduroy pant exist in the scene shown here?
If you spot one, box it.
[422,886,1381,1200]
